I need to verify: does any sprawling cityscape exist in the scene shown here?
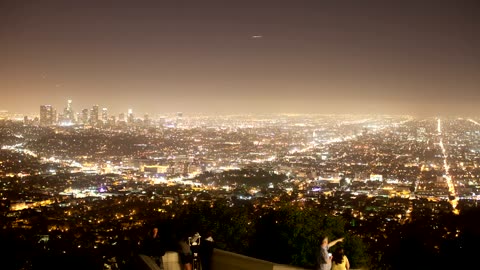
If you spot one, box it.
[2,1,479,269]
[1,100,480,269]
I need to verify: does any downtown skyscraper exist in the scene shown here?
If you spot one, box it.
[39,105,55,126]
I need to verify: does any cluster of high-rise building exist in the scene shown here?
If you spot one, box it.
[39,105,56,126]
[38,100,150,127]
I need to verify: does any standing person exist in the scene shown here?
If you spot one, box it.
[143,227,166,269]
[316,236,344,270]
[200,231,215,270]
[178,234,193,270]
[331,247,350,270]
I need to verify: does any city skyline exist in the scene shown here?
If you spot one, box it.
[1,0,479,116]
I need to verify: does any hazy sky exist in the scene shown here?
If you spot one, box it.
[1,0,479,116]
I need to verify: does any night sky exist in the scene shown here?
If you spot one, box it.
[1,0,479,116]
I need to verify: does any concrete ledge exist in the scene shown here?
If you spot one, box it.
[139,249,308,270]
[163,252,183,270]
[139,252,183,270]
[212,249,307,270]
[138,254,162,270]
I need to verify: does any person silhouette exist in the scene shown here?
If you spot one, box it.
[200,231,214,270]
[143,227,166,269]
[331,247,350,270]
[178,233,193,270]
[316,236,344,270]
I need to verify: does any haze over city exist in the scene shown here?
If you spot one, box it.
[3,2,480,270]
[1,0,479,116]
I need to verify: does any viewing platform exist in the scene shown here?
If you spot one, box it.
[137,248,308,270]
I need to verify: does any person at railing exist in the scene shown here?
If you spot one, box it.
[316,236,344,270]
[200,231,215,270]
[178,234,193,270]
[142,227,166,270]
[331,247,350,270]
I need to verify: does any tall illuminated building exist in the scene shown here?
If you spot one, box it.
[144,113,150,127]
[102,108,108,124]
[127,108,134,124]
[81,109,89,124]
[40,105,55,126]
[90,105,99,126]
[64,99,75,122]
[176,112,183,126]
[118,113,125,123]
[108,115,116,126]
